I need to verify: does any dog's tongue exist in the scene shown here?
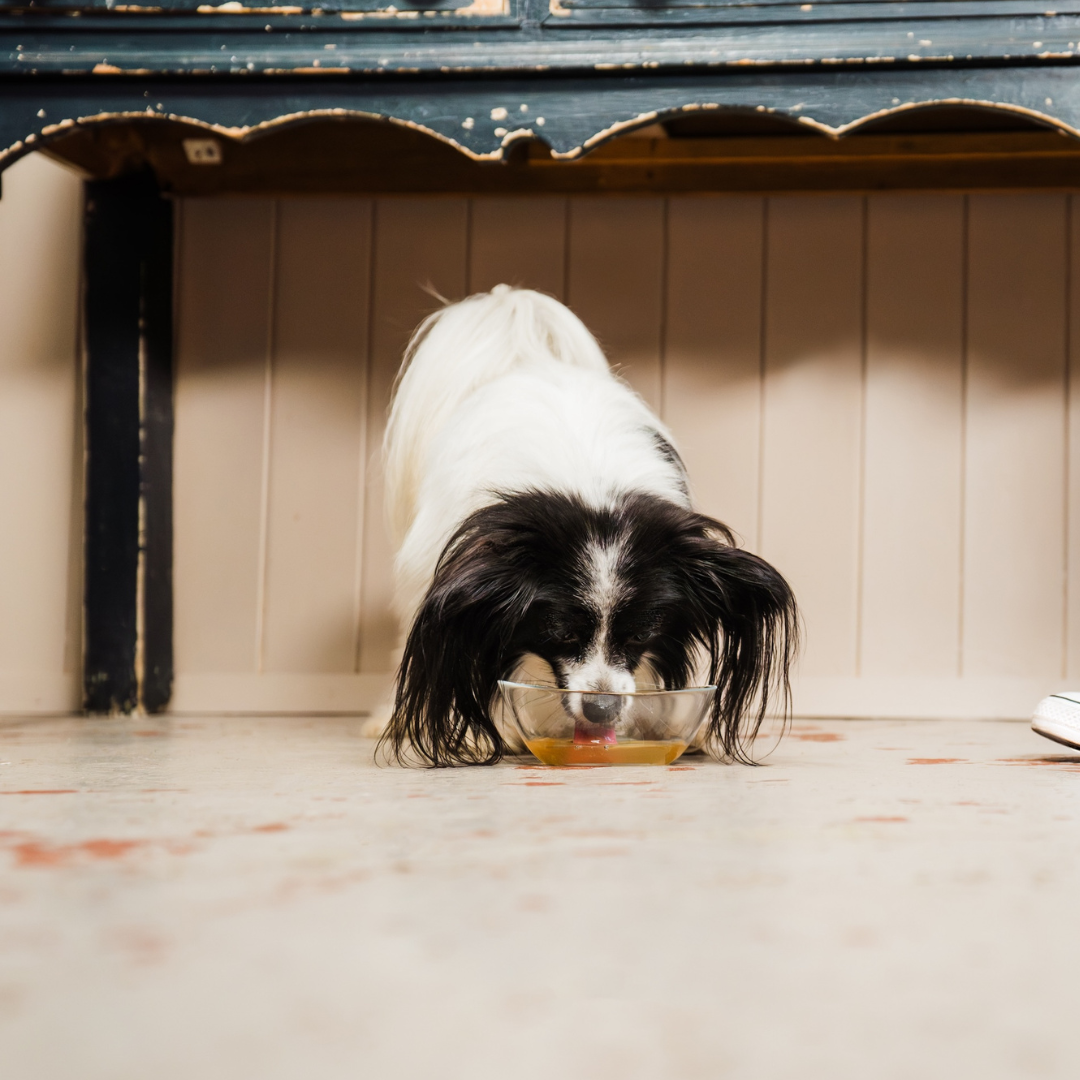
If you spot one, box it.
[574,720,617,746]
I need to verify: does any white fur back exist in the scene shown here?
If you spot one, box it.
[383,286,690,624]
[384,286,610,546]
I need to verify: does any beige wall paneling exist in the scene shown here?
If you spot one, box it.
[565,197,666,412]
[468,197,567,299]
[964,195,1067,681]
[172,199,276,685]
[860,196,965,680]
[167,191,1078,719]
[358,199,470,674]
[663,196,764,546]
[760,197,865,683]
[0,154,83,712]
[1071,198,1080,679]
[261,200,372,676]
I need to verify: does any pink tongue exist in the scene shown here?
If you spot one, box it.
[574,720,617,746]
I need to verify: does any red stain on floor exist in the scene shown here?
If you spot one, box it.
[793,733,845,742]
[11,838,143,867]
[907,758,966,765]
[252,823,289,833]
[0,790,78,795]
[667,766,696,771]
[522,781,565,787]
[855,816,909,823]
[81,839,142,859]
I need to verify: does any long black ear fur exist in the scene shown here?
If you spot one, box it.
[673,518,799,763]
[380,511,535,767]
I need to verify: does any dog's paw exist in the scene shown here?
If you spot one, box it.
[359,714,390,740]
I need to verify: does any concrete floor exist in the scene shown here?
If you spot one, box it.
[1,715,1077,1080]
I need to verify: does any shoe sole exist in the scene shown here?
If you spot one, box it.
[1032,695,1080,751]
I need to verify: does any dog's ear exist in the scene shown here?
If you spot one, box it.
[381,515,534,767]
[675,523,799,763]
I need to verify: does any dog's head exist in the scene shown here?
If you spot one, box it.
[385,491,798,766]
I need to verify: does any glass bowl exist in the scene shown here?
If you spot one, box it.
[498,681,716,766]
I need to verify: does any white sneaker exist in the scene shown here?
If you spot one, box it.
[1032,692,1080,750]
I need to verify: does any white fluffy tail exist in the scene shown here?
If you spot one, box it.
[384,285,612,545]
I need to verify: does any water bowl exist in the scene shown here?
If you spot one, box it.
[498,681,716,766]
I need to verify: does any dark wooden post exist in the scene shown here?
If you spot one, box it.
[83,172,174,715]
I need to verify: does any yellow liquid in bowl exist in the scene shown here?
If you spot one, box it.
[524,737,689,766]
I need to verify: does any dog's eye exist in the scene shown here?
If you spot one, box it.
[544,623,584,649]
[628,629,655,646]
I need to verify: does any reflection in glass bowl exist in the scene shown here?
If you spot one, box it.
[498,681,716,766]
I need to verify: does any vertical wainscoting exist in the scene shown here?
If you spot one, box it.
[963,197,1068,683]
[860,196,964,682]
[0,154,84,714]
[760,197,866,681]
[172,192,1080,720]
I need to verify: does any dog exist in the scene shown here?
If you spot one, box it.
[380,285,797,765]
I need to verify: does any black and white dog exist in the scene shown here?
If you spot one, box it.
[381,286,797,765]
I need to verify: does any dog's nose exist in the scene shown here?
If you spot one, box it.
[581,694,621,725]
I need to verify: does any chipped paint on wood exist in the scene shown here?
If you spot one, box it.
[9,66,1080,176]
[455,0,509,15]
[569,110,662,157]
[336,3,501,20]
[22,106,506,164]
[195,2,303,12]
[826,97,1080,141]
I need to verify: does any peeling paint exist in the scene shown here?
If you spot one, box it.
[455,0,508,14]
[827,97,1080,141]
[7,92,1080,179]
[339,7,435,18]
[570,108,661,157]
[195,2,302,11]
[498,126,534,145]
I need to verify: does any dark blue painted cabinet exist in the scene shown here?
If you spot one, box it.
[3,0,1080,166]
